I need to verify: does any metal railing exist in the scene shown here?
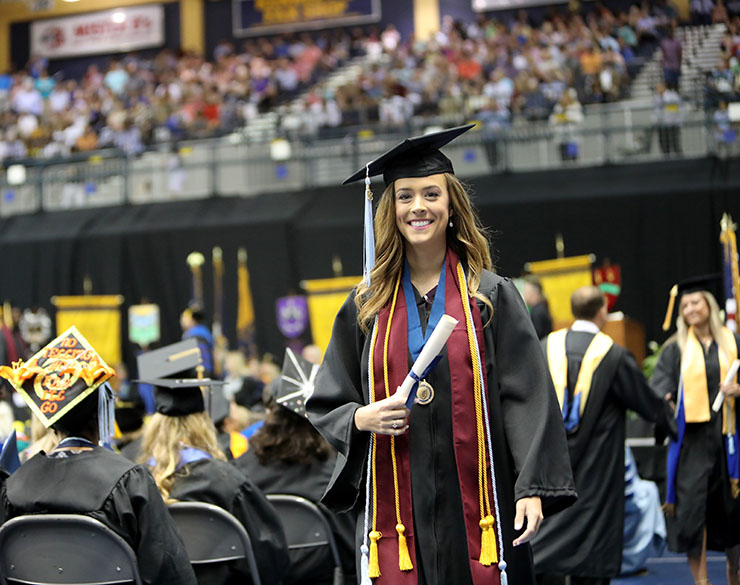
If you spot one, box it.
[0,102,730,217]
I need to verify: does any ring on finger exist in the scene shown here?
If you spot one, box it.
[392,421,398,429]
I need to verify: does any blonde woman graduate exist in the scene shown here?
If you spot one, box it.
[136,340,288,585]
[652,276,740,585]
[306,125,577,585]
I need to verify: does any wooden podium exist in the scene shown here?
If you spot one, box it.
[603,315,646,365]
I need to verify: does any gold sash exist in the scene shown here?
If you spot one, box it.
[547,328,614,417]
[681,326,737,423]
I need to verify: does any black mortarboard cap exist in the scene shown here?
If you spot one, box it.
[0,327,115,428]
[677,274,723,298]
[275,348,318,418]
[135,339,223,417]
[662,274,723,331]
[343,124,475,185]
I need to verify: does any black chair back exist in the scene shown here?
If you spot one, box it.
[266,494,343,585]
[167,501,262,585]
[0,514,142,585]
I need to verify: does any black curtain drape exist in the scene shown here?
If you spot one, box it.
[0,157,738,374]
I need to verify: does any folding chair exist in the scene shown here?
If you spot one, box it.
[0,513,142,585]
[267,494,344,585]
[167,501,262,585]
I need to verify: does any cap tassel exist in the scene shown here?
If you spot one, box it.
[360,544,371,585]
[363,165,375,286]
[97,384,115,449]
[368,530,381,578]
[662,285,678,331]
[396,523,413,571]
[479,515,497,566]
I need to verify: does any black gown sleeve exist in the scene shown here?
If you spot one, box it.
[306,291,370,512]
[105,466,197,585]
[651,341,681,402]
[612,349,678,440]
[0,468,8,524]
[490,279,577,516]
[230,480,289,585]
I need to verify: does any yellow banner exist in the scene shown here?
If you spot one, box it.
[304,276,361,353]
[51,295,124,365]
[526,255,594,327]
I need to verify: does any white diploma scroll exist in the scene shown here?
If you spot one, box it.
[395,314,459,406]
[713,359,740,413]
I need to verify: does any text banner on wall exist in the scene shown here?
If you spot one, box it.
[52,295,124,366]
[525,255,594,329]
[31,5,164,60]
[472,0,570,10]
[233,0,381,37]
[303,276,360,354]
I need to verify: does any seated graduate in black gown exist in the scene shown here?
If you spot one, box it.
[235,348,356,585]
[0,326,196,585]
[136,340,289,585]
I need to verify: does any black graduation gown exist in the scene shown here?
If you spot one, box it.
[169,458,289,585]
[306,271,576,585]
[0,446,196,585]
[235,449,357,584]
[532,330,675,578]
[651,337,740,555]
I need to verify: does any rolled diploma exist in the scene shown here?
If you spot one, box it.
[395,314,459,406]
[713,359,740,413]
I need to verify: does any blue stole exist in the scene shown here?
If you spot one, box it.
[147,446,213,471]
[665,377,686,506]
[401,258,446,407]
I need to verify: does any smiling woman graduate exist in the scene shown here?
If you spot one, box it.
[305,125,577,585]
[652,276,740,585]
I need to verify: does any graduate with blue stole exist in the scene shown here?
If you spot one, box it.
[652,275,740,585]
[306,125,576,585]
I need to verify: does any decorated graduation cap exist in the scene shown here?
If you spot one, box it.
[135,339,224,417]
[0,326,115,429]
[662,274,723,331]
[343,124,476,285]
[275,348,318,419]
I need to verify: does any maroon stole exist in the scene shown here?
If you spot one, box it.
[371,248,500,585]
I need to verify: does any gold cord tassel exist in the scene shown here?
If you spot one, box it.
[731,479,739,499]
[662,285,678,331]
[479,515,497,565]
[369,530,381,578]
[396,523,413,571]
[662,502,676,518]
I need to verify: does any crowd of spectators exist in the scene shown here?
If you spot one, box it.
[705,12,740,103]
[0,30,365,163]
[305,2,682,136]
[0,2,723,164]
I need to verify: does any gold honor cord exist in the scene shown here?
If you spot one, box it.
[457,262,497,565]
[367,316,381,578]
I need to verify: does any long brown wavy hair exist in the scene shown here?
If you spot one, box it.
[250,399,332,466]
[355,173,493,332]
[139,411,226,502]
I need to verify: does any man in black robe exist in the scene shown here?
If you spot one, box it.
[0,327,195,585]
[532,286,676,585]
